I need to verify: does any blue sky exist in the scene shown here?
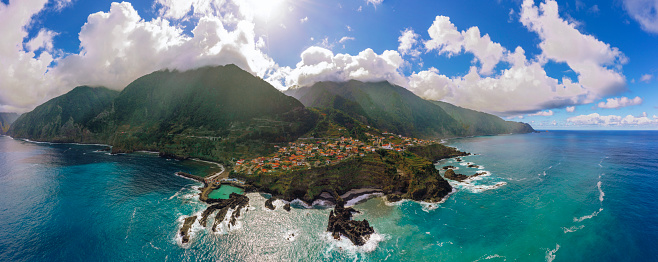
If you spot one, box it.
[1,0,657,129]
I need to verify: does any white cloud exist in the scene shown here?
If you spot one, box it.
[407,0,628,116]
[0,0,58,112]
[424,16,505,75]
[1,0,282,112]
[597,96,643,109]
[640,74,653,83]
[283,46,407,88]
[339,36,355,44]
[623,0,658,34]
[26,29,58,52]
[567,113,658,126]
[566,106,575,112]
[300,16,308,23]
[520,0,627,97]
[398,28,421,57]
[366,0,383,7]
[529,110,554,116]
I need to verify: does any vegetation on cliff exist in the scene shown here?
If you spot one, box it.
[0,112,19,135]
[8,86,119,142]
[285,80,535,139]
[233,143,465,204]
[432,101,534,135]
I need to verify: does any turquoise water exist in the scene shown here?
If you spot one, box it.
[208,185,244,199]
[0,131,656,261]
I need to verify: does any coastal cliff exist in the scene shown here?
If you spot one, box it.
[233,143,467,205]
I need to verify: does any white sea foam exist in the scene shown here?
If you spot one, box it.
[383,198,409,206]
[284,229,300,242]
[546,244,560,262]
[345,193,384,207]
[597,181,605,202]
[449,180,507,193]
[436,241,454,247]
[419,188,455,212]
[573,208,603,222]
[562,225,585,233]
[323,231,388,255]
[474,254,505,261]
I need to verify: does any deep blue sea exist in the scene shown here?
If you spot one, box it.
[0,131,657,261]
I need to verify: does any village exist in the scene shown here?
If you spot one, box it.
[232,132,435,175]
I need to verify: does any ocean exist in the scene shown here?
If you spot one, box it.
[0,131,656,261]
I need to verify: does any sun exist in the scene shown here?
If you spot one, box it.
[245,0,288,22]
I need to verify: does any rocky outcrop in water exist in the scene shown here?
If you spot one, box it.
[468,164,479,168]
[180,216,197,244]
[326,197,374,246]
[444,169,469,182]
[283,203,291,212]
[264,197,276,210]
[195,193,249,232]
[444,169,487,182]
[442,165,456,170]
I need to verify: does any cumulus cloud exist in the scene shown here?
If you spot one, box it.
[520,0,627,97]
[640,74,653,83]
[566,106,575,112]
[424,16,505,75]
[406,0,627,116]
[623,0,658,34]
[300,16,308,23]
[530,110,554,116]
[398,28,421,57]
[568,113,658,126]
[0,0,58,112]
[1,0,281,112]
[597,96,643,109]
[283,46,406,88]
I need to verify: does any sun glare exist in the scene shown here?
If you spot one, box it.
[246,0,287,22]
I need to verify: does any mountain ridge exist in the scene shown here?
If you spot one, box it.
[285,80,534,138]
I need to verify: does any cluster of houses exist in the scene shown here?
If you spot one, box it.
[233,132,435,175]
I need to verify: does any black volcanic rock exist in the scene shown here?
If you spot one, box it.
[195,193,249,232]
[444,169,487,182]
[180,216,197,244]
[326,197,374,246]
[265,197,276,210]
[468,164,479,168]
[283,203,291,212]
[444,169,469,182]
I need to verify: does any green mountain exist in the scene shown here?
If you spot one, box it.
[285,80,534,138]
[0,113,20,135]
[108,64,316,161]
[9,65,317,162]
[8,86,119,142]
[432,101,534,135]
[285,80,466,139]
